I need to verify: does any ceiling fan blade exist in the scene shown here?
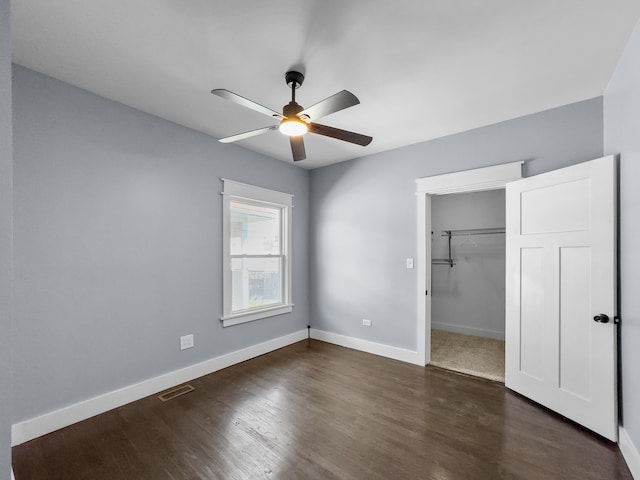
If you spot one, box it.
[309,123,373,146]
[218,125,278,143]
[290,136,306,162]
[298,90,360,121]
[211,89,285,120]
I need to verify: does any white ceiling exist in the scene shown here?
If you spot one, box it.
[11,0,640,169]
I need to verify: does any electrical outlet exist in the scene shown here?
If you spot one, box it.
[362,319,372,327]
[180,334,194,350]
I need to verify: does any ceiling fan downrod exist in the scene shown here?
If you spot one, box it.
[282,71,306,122]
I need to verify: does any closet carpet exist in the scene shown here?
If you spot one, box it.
[431,329,505,382]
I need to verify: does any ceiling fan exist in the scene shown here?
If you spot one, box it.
[211,71,372,162]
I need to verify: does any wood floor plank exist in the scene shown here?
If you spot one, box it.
[12,340,632,479]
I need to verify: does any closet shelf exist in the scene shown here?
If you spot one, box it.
[441,227,505,237]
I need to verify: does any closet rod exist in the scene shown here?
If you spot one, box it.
[441,227,505,237]
[432,259,456,266]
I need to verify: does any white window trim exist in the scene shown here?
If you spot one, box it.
[221,179,293,327]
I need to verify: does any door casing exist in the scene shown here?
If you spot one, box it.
[415,161,523,364]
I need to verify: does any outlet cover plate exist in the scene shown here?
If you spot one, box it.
[180,334,194,350]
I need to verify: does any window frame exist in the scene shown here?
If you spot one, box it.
[221,180,293,327]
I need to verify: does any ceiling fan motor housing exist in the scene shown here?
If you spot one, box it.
[282,101,305,119]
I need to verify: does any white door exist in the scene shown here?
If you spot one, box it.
[505,155,617,441]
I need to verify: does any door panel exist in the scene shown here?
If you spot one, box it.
[520,248,545,380]
[520,178,591,234]
[506,155,617,441]
[559,246,591,399]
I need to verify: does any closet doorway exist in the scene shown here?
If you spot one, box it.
[414,161,523,377]
[429,190,505,382]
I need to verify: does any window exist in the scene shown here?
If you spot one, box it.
[222,180,293,326]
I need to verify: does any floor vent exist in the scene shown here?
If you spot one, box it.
[157,384,195,402]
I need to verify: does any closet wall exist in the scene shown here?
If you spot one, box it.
[431,189,506,339]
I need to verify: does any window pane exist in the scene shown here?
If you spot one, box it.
[231,257,282,312]
[230,201,281,255]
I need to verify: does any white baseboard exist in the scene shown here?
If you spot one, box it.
[310,329,423,366]
[620,426,640,479]
[432,322,505,340]
[11,329,308,446]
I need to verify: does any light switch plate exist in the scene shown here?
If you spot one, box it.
[406,258,414,269]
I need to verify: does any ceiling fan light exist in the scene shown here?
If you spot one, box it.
[279,119,308,136]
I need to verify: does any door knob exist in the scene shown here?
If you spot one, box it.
[593,314,610,324]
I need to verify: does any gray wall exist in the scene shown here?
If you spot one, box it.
[11,65,310,423]
[310,97,603,351]
[431,190,505,339]
[604,18,640,456]
[0,0,12,477]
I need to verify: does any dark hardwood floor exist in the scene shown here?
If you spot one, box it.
[12,340,632,480]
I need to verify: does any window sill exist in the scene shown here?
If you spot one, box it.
[221,304,293,327]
